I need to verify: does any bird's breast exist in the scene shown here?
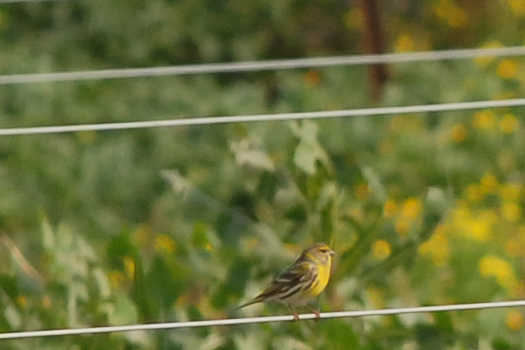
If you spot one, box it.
[310,262,331,296]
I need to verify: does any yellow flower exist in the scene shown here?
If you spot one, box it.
[451,124,467,142]
[154,234,176,254]
[356,183,369,200]
[401,198,423,220]
[464,218,491,241]
[123,256,135,278]
[419,225,450,265]
[505,0,525,16]
[366,286,384,309]
[472,110,496,130]
[497,59,519,79]
[395,198,423,237]
[480,172,498,193]
[452,201,469,218]
[395,218,410,236]
[383,199,397,217]
[506,310,524,331]
[500,113,520,134]
[433,0,467,27]
[502,202,521,222]
[452,206,494,241]
[372,240,392,260]
[395,34,416,52]
[500,183,523,201]
[16,295,27,309]
[466,184,484,202]
[479,255,519,292]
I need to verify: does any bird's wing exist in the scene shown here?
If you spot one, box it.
[254,261,314,301]
[238,260,316,309]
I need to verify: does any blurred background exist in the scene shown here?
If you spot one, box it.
[1,0,525,349]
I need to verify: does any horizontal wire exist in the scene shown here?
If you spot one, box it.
[1,98,524,137]
[1,46,524,85]
[1,299,525,340]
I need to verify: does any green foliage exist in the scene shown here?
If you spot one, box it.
[2,0,525,349]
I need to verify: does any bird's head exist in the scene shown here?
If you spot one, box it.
[303,242,335,265]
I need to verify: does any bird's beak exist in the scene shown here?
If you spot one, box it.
[329,249,335,256]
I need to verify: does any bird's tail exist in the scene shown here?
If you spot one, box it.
[237,297,262,310]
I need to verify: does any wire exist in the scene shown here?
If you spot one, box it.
[1,98,524,137]
[1,46,524,85]
[1,299,525,340]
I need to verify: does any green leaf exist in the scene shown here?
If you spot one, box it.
[231,139,275,171]
[106,230,139,264]
[0,275,18,300]
[234,330,266,350]
[4,304,22,329]
[211,257,251,309]
[108,292,138,325]
[145,256,187,310]
[414,324,447,350]
[361,166,386,203]
[322,319,361,349]
[41,217,55,252]
[290,121,329,175]
[93,268,111,299]
[192,222,211,249]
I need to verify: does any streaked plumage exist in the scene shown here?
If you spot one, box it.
[239,242,335,320]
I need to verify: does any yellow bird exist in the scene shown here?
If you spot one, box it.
[239,242,335,320]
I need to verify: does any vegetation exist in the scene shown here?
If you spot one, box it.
[1,0,525,349]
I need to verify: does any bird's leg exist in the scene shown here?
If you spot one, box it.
[308,305,321,319]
